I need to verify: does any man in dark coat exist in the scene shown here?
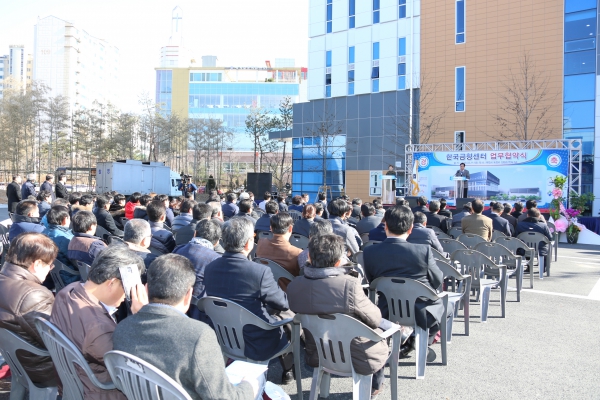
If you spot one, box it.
[147,201,176,255]
[222,193,239,218]
[255,201,277,233]
[174,203,213,246]
[6,175,22,213]
[501,203,518,232]
[9,200,45,239]
[316,192,329,219]
[55,173,69,199]
[516,208,553,271]
[355,203,383,235]
[40,175,54,200]
[452,202,472,227]
[21,174,36,200]
[411,196,429,214]
[204,217,294,383]
[482,201,496,217]
[424,200,450,233]
[407,212,444,253]
[363,205,445,361]
[489,202,513,237]
[93,195,124,237]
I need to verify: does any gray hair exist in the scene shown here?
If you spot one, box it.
[27,173,35,181]
[88,245,145,285]
[208,201,221,217]
[309,219,333,238]
[221,218,254,253]
[413,212,427,225]
[123,219,151,245]
[428,200,440,212]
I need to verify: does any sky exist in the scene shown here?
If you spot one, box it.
[0,0,309,112]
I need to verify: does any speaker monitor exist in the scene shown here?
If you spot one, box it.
[404,196,420,209]
[246,173,272,198]
[456,197,476,210]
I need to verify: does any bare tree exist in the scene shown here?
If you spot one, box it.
[245,107,277,173]
[269,96,293,190]
[305,102,345,200]
[492,52,557,141]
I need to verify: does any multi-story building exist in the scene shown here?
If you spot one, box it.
[0,46,33,97]
[281,0,599,213]
[0,55,6,98]
[33,15,120,111]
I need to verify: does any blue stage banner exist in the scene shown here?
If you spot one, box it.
[410,149,569,208]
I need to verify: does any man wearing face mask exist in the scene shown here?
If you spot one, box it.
[50,246,148,400]
[0,233,59,387]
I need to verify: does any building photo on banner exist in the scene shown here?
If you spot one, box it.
[411,149,570,208]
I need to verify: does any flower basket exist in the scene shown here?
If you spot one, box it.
[566,230,579,244]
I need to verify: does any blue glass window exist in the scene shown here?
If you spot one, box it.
[456,0,465,43]
[349,46,355,63]
[325,74,332,85]
[373,0,380,23]
[564,128,595,154]
[564,101,595,128]
[348,70,355,82]
[399,0,406,18]
[348,82,354,95]
[564,50,596,75]
[564,74,595,101]
[372,79,379,93]
[565,10,596,42]
[326,50,332,67]
[455,67,465,112]
[327,0,333,33]
[398,76,406,90]
[398,63,406,75]
[349,0,356,28]
[373,42,380,60]
[371,66,379,78]
[566,0,596,13]
[325,85,331,98]
[398,38,406,56]
[565,38,596,52]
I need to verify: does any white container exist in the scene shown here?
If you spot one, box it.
[96,160,181,196]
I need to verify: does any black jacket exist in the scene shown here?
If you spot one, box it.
[254,214,272,233]
[94,208,124,237]
[516,218,553,256]
[355,215,383,235]
[425,212,449,233]
[407,223,444,253]
[174,219,199,246]
[412,205,429,214]
[292,218,314,237]
[501,212,518,233]
[6,181,21,213]
[55,182,69,199]
[149,221,176,254]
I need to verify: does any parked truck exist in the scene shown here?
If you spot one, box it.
[96,160,181,196]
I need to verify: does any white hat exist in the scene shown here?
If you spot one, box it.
[239,192,250,200]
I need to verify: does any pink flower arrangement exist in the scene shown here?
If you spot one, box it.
[554,217,568,233]
[552,188,563,199]
[565,208,581,218]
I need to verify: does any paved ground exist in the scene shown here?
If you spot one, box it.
[1,241,599,399]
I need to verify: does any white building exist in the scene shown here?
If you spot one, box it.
[0,55,6,99]
[159,6,193,68]
[307,0,420,100]
[33,15,120,111]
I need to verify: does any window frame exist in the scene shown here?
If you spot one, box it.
[456,0,465,44]
[326,0,333,33]
[455,66,466,112]
[399,0,406,18]
[349,0,356,28]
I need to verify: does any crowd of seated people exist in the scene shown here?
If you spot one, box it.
[1,187,558,399]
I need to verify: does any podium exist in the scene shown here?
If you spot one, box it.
[381,175,396,205]
[452,176,469,199]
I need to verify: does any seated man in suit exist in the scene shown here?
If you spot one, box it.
[93,194,124,237]
[461,199,493,241]
[328,199,361,254]
[208,201,224,227]
[355,203,383,235]
[255,200,278,233]
[10,200,45,239]
[424,200,449,233]
[174,203,213,246]
[195,219,225,254]
[204,218,294,384]
[232,199,257,227]
[351,198,362,220]
[411,196,429,214]
[407,212,444,253]
[256,212,302,291]
[123,219,159,269]
[147,200,176,254]
[363,205,445,361]
[452,202,472,227]
[51,246,147,400]
[516,208,553,272]
[288,195,304,212]
[517,199,547,223]
[222,193,239,218]
[171,199,196,232]
[438,198,452,218]
[292,204,317,237]
[373,199,385,216]
[316,192,329,219]
[482,201,495,217]
[68,211,107,266]
[489,202,513,237]
[113,254,259,400]
[501,203,518,233]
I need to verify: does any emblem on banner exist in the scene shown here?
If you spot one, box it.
[418,157,429,168]
[547,154,562,167]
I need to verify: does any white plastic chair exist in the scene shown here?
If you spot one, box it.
[435,259,471,340]
[0,328,58,400]
[288,210,302,222]
[256,231,274,241]
[450,250,507,321]
[494,236,536,289]
[293,313,401,399]
[475,242,523,302]
[49,259,81,292]
[491,230,506,241]
[104,350,193,400]
[75,260,92,282]
[431,248,449,261]
[361,240,381,250]
[457,233,487,249]
[517,231,552,279]
[289,234,309,250]
[368,277,448,379]
[253,257,295,288]
[438,238,468,255]
[448,226,462,239]
[198,296,302,398]
[546,221,558,262]
[34,318,116,400]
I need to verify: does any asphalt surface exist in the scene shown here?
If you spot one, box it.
[1,236,599,399]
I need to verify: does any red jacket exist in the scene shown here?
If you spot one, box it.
[125,201,137,219]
